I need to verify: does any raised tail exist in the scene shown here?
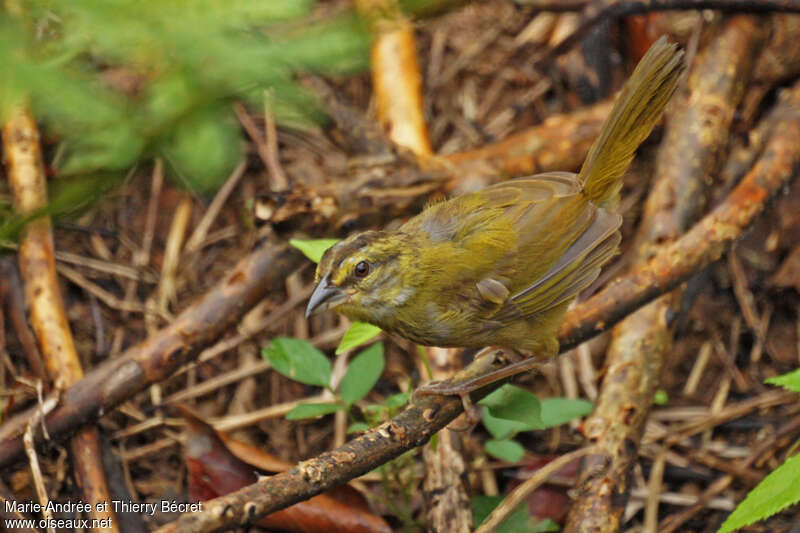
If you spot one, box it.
[580,37,685,208]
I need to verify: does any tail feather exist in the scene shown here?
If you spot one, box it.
[580,37,685,208]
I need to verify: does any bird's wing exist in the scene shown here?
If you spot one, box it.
[461,173,621,321]
[488,201,620,322]
[408,173,620,320]
[499,207,620,320]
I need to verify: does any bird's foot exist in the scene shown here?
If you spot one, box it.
[415,380,482,427]
[413,349,545,413]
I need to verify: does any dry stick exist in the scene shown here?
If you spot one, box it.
[3,109,119,531]
[153,97,800,532]
[121,159,163,320]
[475,446,599,533]
[263,96,290,191]
[155,194,193,316]
[24,395,59,533]
[643,450,667,533]
[184,159,247,254]
[442,100,612,187]
[0,258,45,378]
[423,347,471,533]
[359,0,433,157]
[564,16,765,532]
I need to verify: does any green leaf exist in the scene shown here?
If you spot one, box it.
[485,439,525,462]
[262,337,331,387]
[540,397,594,429]
[482,407,532,440]
[718,453,800,533]
[385,392,411,409]
[336,321,382,354]
[472,495,546,533]
[653,389,669,405]
[160,104,244,194]
[765,368,800,393]
[286,402,344,420]
[480,385,544,430]
[347,422,369,434]
[339,343,385,404]
[531,519,560,532]
[289,238,339,263]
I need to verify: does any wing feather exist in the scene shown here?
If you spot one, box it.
[494,207,621,320]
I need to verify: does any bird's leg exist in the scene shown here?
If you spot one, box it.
[415,348,545,403]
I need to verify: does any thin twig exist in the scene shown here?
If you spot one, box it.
[476,446,599,533]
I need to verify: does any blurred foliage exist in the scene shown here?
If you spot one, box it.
[0,0,371,213]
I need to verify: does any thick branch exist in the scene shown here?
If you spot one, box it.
[153,85,800,531]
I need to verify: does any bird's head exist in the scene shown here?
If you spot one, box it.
[305,230,410,324]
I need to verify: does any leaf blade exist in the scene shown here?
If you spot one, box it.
[262,337,331,387]
[336,321,383,354]
[289,238,339,263]
[286,402,344,420]
[718,453,800,533]
[339,343,385,404]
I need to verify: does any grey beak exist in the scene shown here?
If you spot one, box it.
[305,277,343,318]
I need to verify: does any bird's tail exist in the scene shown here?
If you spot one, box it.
[580,37,685,208]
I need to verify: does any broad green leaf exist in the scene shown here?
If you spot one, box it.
[347,422,369,434]
[472,495,551,533]
[718,453,800,533]
[765,368,800,393]
[540,397,594,429]
[336,321,382,354]
[480,385,544,430]
[339,343,385,404]
[262,337,331,387]
[485,438,525,462]
[286,402,344,420]
[289,238,339,263]
[482,407,532,440]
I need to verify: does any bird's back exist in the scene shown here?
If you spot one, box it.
[396,173,620,350]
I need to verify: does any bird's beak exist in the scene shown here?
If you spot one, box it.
[305,276,345,318]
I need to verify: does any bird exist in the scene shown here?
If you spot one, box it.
[306,37,684,393]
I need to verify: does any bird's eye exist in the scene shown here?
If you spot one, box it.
[354,260,370,278]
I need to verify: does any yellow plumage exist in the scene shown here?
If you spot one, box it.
[308,38,685,357]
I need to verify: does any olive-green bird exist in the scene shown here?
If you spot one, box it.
[307,38,684,366]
